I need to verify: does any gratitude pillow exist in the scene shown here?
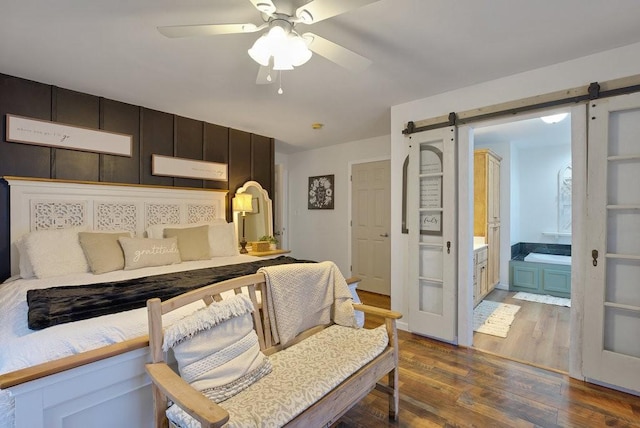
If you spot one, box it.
[163,294,271,404]
[118,237,181,270]
[164,225,211,261]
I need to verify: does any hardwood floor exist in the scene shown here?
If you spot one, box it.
[344,291,640,427]
[473,289,571,373]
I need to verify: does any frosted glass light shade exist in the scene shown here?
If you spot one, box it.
[541,113,568,124]
[248,29,312,70]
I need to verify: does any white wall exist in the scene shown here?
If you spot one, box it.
[390,41,640,326]
[282,135,390,275]
[516,143,572,245]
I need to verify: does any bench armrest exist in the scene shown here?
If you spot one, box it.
[352,303,403,320]
[145,362,229,428]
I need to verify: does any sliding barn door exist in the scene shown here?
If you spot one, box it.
[407,127,457,341]
[584,93,640,392]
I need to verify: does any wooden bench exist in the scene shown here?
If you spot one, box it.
[145,272,402,427]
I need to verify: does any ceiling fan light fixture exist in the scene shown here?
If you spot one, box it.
[249,25,312,70]
[297,9,314,24]
[255,2,276,14]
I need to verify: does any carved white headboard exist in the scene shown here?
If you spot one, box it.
[6,177,228,276]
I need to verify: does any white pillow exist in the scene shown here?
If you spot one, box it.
[118,237,182,270]
[146,220,227,239]
[163,294,271,404]
[209,222,240,257]
[23,227,89,278]
[16,237,35,279]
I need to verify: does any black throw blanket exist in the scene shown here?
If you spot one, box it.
[27,256,310,330]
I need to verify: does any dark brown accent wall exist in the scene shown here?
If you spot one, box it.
[0,73,274,281]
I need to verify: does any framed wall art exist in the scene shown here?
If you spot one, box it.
[151,154,228,181]
[6,114,132,157]
[308,174,334,210]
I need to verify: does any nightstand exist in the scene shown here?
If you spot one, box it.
[247,249,291,257]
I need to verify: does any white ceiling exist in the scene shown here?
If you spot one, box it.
[1,0,640,153]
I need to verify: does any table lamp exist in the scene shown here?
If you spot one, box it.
[233,193,253,254]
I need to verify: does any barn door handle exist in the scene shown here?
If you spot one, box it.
[380,233,389,237]
[592,249,598,266]
[447,241,451,254]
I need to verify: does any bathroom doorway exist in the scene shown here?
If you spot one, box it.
[469,110,572,372]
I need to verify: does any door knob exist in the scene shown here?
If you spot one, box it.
[380,233,389,237]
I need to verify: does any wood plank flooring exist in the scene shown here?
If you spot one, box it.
[341,291,640,427]
[472,289,571,373]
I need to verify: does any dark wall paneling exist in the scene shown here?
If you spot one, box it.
[100,98,141,184]
[174,115,204,189]
[228,129,252,219]
[0,73,275,281]
[251,134,274,197]
[0,182,9,280]
[203,123,229,192]
[141,108,174,187]
[0,74,52,178]
[52,87,100,181]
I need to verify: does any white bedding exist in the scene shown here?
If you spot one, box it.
[0,255,265,376]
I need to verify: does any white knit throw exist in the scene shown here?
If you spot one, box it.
[259,261,358,346]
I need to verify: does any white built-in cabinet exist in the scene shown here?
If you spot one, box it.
[474,149,501,293]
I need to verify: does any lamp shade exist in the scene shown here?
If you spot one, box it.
[232,193,253,213]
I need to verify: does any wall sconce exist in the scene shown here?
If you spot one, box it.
[233,193,253,254]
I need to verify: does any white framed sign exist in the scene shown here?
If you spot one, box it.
[5,114,132,157]
[152,154,228,181]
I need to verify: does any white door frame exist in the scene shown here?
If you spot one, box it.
[348,155,391,277]
[456,104,587,381]
[274,163,288,250]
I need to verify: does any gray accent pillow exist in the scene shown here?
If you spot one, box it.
[164,225,211,261]
[79,231,131,274]
[118,236,181,270]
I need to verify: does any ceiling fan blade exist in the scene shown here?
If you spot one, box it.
[248,0,276,16]
[256,65,274,85]
[303,33,371,72]
[295,0,380,24]
[157,23,260,38]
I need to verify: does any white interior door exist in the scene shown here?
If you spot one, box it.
[407,127,457,341]
[584,93,640,393]
[351,160,391,295]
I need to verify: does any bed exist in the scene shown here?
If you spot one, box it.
[0,177,353,428]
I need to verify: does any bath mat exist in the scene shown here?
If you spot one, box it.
[513,292,571,307]
[473,300,521,338]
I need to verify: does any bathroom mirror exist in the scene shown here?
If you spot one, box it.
[233,180,273,245]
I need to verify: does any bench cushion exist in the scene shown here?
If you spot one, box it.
[167,324,389,428]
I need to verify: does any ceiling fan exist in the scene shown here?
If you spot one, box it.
[158,0,378,87]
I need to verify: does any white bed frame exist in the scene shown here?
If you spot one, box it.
[1,177,228,428]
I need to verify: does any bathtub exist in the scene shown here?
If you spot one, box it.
[523,252,571,265]
[510,253,571,298]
